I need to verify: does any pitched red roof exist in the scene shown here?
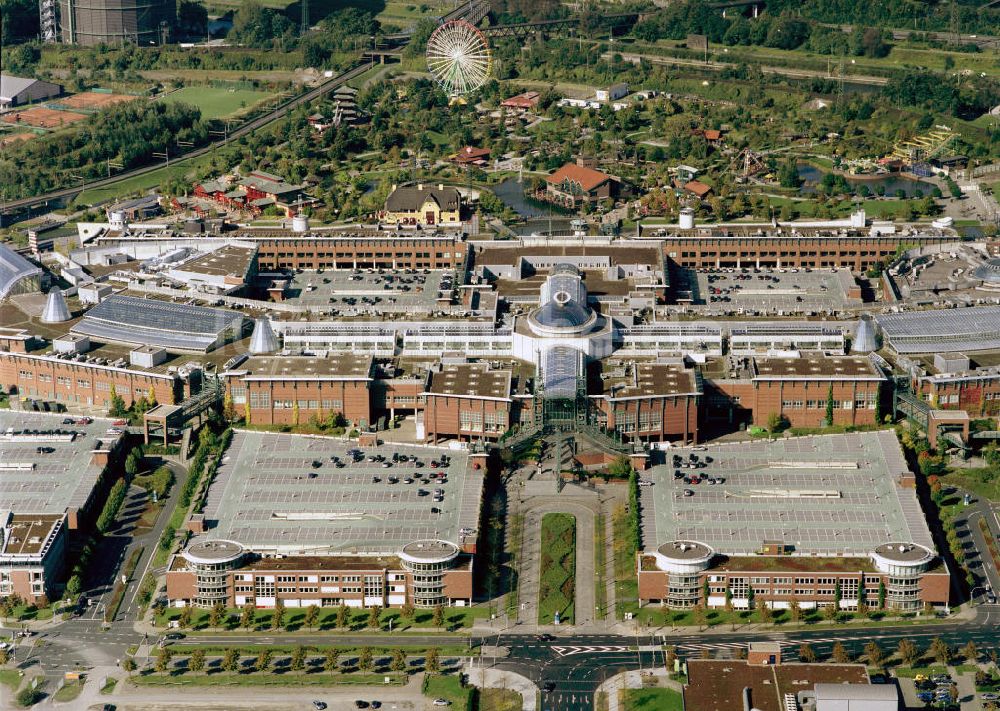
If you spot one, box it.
[546,163,611,192]
[501,91,540,108]
[703,129,722,141]
[451,146,491,164]
[684,180,713,198]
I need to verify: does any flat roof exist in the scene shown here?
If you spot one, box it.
[201,431,484,556]
[474,243,662,269]
[685,661,871,711]
[640,431,933,557]
[1,513,63,557]
[0,411,118,516]
[754,355,880,380]
[172,245,257,279]
[426,364,511,400]
[675,267,859,314]
[278,268,454,315]
[598,361,701,399]
[239,354,374,380]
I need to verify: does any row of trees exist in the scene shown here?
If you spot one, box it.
[146,645,438,675]
[169,600,448,631]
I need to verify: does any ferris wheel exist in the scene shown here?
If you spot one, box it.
[426,20,492,96]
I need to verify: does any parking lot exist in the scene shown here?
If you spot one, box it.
[203,431,483,555]
[674,267,861,315]
[282,269,458,316]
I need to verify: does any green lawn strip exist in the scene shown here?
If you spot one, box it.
[132,672,406,686]
[100,677,118,694]
[158,605,486,632]
[479,687,522,711]
[623,688,684,711]
[612,502,639,620]
[423,673,474,710]
[168,644,472,657]
[594,512,608,620]
[51,680,84,703]
[74,161,198,206]
[0,669,21,690]
[538,513,576,625]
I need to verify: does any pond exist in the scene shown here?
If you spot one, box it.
[797,163,935,198]
[493,177,572,219]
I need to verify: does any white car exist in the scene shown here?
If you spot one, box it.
[638,480,654,487]
[432,700,451,707]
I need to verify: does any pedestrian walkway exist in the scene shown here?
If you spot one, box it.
[463,661,538,710]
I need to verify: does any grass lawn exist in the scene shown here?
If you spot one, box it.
[538,513,576,625]
[133,671,406,686]
[479,687,522,711]
[613,502,639,620]
[74,160,197,206]
[943,467,1000,502]
[52,680,84,703]
[423,673,473,710]
[766,195,929,219]
[100,677,118,694]
[623,688,684,711]
[168,643,473,657]
[595,512,608,620]
[0,669,21,690]
[165,86,275,120]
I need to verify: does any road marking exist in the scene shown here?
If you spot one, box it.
[552,645,630,656]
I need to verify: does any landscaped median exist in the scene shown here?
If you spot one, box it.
[538,513,576,625]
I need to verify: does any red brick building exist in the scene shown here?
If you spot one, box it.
[591,361,701,443]
[225,355,374,428]
[705,355,883,430]
[422,364,512,444]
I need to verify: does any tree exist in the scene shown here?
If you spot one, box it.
[240,601,256,630]
[337,604,350,629]
[16,689,43,707]
[825,385,835,426]
[608,454,633,479]
[231,0,294,48]
[756,602,773,624]
[431,604,444,628]
[208,601,225,628]
[358,646,374,674]
[831,642,851,663]
[400,601,415,621]
[390,648,407,672]
[963,640,979,663]
[778,157,802,189]
[222,648,240,673]
[271,600,285,631]
[179,605,193,629]
[254,648,272,673]
[897,638,919,667]
[65,574,82,599]
[188,648,206,674]
[877,581,886,610]
[0,648,8,666]
[789,599,802,624]
[692,603,707,630]
[177,0,208,37]
[367,605,382,630]
[122,656,137,676]
[930,636,953,665]
[767,412,789,433]
[324,648,339,672]
[799,643,817,663]
[291,645,306,672]
[822,603,839,623]
[424,647,440,673]
[864,641,885,668]
[108,384,127,417]
[156,647,173,673]
[304,605,319,630]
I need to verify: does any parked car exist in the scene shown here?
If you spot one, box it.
[432,701,451,707]
[311,702,327,710]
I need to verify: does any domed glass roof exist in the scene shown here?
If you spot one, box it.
[973,258,1000,285]
[533,300,592,329]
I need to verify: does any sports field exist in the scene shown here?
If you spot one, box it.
[1,107,88,129]
[56,92,138,111]
[164,86,275,120]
